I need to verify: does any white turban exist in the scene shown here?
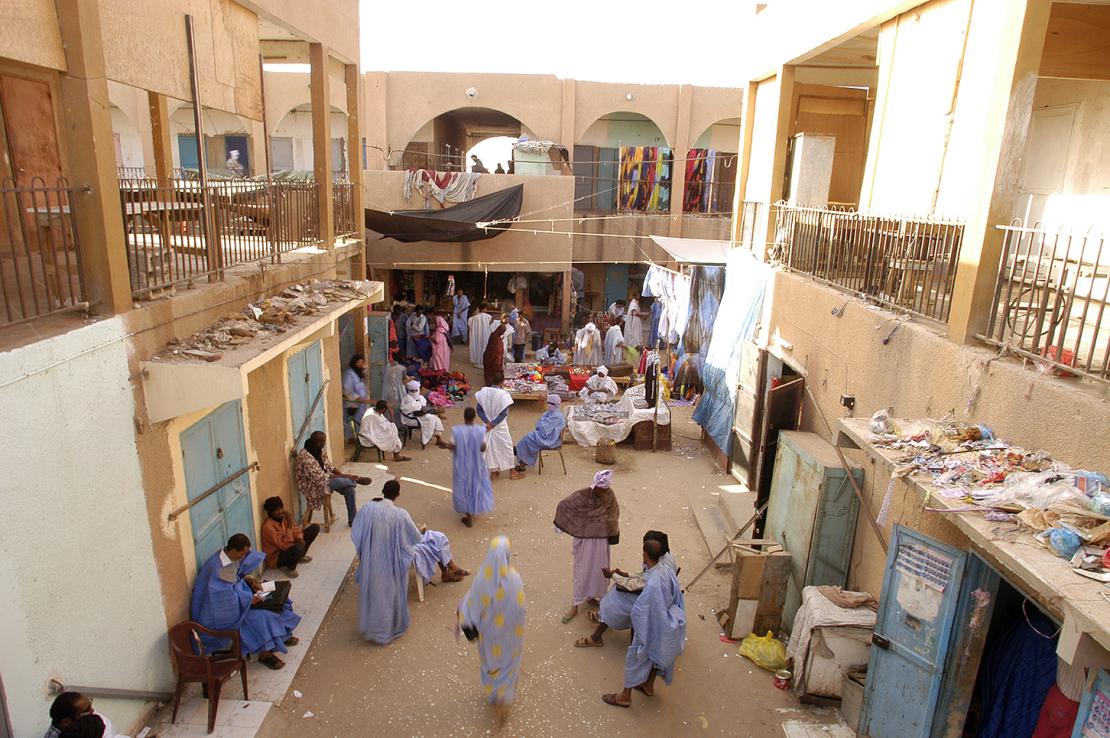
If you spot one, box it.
[585,322,596,332]
[596,365,609,376]
[546,394,562,408]
[405,380,420,392]
[592,469,614,489]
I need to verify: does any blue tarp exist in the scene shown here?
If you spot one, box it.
[691,250,771,454]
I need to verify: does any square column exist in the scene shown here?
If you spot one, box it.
[310,42,334,248]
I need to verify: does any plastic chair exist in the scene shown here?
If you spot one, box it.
[168,621,248,735]
[349,417,384,463]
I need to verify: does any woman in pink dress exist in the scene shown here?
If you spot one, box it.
[430,311,452,372]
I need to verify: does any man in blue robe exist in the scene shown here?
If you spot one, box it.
[535,341,565,365]
[452,289,471,344]
[351,480,469,645]
[510,394,566,479]
[602,538,686,708]
[190,533,302,670]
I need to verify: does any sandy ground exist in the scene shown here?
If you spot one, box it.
[257,363,823,737]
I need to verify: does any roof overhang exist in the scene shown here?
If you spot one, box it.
[650,235,733,264]
[141,281,383,424]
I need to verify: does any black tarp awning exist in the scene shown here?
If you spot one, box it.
[364,184,523,243]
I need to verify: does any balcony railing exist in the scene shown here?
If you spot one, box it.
[774,203,964,323]
[0,176,87,327]
[980,222,1109,381]
[333,180,357,239]
[119,177,320,297]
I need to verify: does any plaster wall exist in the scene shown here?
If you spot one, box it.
[745,76,784,202]
[111,106,146,168]
[764,269,1110,596]
[693,122,742,151]
[578,117,668,148]
[271,109,349,171]
[262,69,349,133]
[0,0,65,70]
[0,317,172,737]
[250,0,360,64]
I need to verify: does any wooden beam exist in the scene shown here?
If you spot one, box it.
[148,91,174,181]
[310,42,334,248]
[1039,2,1110,81]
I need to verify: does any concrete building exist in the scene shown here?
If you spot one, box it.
[0,2,375,736]
[719,1,1110,733]
[359,71,743,333]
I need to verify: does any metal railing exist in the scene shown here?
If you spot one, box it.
[979,222,1109,381]
[333,180,358,238]
[774,203,964,322]
[736,200,766,250]
[0,177,87,327]
[119,177,319,297]
[116,166,149,179]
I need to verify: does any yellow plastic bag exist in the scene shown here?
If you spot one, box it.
[738,631,788,672]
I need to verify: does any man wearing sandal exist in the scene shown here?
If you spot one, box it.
[191,533,302,671]
[574,530,675,648]
[600,538,686,709]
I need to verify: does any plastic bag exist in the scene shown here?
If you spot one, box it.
[738,631,788,672]
[1047,527,1081,559]
[985,471,1089,510]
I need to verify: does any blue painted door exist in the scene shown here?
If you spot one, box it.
[178,134,198,171]
[367,314,389,401]
[860,526,969,738]
[288,341,325,451]
[603,264,629,309]
[182,401,253,571]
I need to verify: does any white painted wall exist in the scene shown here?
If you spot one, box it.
[0,318,172,737]
[110,106,145,168]
[271,109,349,171]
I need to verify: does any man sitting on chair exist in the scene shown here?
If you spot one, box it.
[511,394,566,480]
[359,400,412,462]
[400,380,447,449]
[294,431,370,528]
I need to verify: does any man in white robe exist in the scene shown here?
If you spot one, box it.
[573,322,603,365]
[623,296,644,349]
[474,384,515,477]
[351,480,469,645]
[579,365,618,404]
[604,324,626,365]
[468,310,494,367]
[359,401,411,461]
[400,380,445,448]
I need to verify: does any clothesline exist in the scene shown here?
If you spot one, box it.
[390,148,739,168]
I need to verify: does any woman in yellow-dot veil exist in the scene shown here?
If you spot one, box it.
[458,535,526,724]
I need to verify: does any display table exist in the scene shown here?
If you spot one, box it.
[567,385,670,447]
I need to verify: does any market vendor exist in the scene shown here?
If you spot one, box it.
[511,395,566,479]
[579,365,618,404]
[400,380,447,450]
[536,340,565,366]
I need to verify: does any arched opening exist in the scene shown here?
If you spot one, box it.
[170,105,257,176]
[395,107,528,172]
[685,118,740,214]
[466,135,515,174]
[574,112,670,213]
[270,104,349,174]
[109,104,144,173]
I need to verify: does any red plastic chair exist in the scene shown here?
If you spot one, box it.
[168,621,249,734]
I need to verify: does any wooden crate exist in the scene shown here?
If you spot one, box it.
[632,420,671,450]
[725,540,791,639]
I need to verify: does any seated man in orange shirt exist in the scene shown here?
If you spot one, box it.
[261,496,320,578]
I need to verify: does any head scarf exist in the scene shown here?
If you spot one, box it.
[553,477,620,539]
[593,469,613,488]
[596,365,609,376]
[546,394,562,408]
[406,380,420,393]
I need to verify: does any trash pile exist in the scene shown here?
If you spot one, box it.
[866,409,1110,562]
[155,280,373,363]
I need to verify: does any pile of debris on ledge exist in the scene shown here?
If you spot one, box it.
[153,280,371,363]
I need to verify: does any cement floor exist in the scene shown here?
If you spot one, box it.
[255,363,828,737]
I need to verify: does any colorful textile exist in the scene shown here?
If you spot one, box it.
[618,146,672,212]
[571,537,611,606]
[403,169,481,206]
[458,537,526,705]
[351,499,422,644]
[624,564,685,687]
[451,423,495,515]
[190,550,300,656]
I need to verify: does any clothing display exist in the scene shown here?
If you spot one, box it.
[682,148,725,213]
[403,169,481,205]
[618,146,672,212]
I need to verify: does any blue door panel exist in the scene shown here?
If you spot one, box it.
[861,525,969,738]
[367,314,389,401]
[604,264,629,308]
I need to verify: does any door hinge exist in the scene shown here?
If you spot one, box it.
[872,633,891,650]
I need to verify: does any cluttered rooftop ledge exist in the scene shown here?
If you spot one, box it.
[141,279,382,424]
[836,413,1110,655]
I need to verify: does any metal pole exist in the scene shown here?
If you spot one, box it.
[185,15,219,280]
[167,461,259,522]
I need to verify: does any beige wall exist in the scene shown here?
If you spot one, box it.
[744,76,784,203]
[250,0,359,64]
[0,0,65,70]
[765,269,1110,594]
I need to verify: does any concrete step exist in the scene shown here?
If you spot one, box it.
[691,502,732,567]
[718,487,758,537]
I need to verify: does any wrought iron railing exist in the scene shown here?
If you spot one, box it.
[116,166,149,179]
[0,177,87,327]
[979,222,1109,381]
[332,180,358,239]
[774,203,964,322]
[118,177,319,297]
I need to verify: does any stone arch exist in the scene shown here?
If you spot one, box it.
[690,117,741,152]
[577,110,670,149]
[395,106,532,171]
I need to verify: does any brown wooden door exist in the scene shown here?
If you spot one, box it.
[754,376,805,509]
[0,75,63,185]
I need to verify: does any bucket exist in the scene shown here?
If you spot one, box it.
[772,669,792,690]
[595,439,616,464]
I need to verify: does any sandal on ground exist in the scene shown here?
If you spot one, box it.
[633,685,653,697]
[393,455,412,462]
[300,556,313,563]
[586,610,600,624]
[574,636,603,648]
[284,636,300,646]
[602,693,630,708]
[509,470,525,480]
[258,654,285,670]
[461,516,474,528]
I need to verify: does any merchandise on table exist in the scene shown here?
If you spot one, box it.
[502,378,547,395]
[571,402,630,425]
[417,368,470,402]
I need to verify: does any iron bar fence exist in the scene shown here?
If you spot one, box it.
[332,180,357,238]
[0,177,87,327]
[119,177,319,297]
[774,203,964,323]
[979,222,1109,381]
[116,166,149,179]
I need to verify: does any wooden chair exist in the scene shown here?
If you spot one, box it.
[537,425,569,476]
[168,621,248,735]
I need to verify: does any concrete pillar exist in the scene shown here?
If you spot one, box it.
[560,79,576,155]
[310,42,334,248]
[346,63,367,354]
[561,269,572,335]
[363,71,388,170]
[946,0,1052,343]
[668,85,693,239]
[54,0,133,315]
[743,67,796,261]
[148,91,174,181]
[730,83,758,243]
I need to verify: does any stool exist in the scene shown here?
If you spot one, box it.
[302,495,336,533]
[537,446,567,476]
[410,560,425,602]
